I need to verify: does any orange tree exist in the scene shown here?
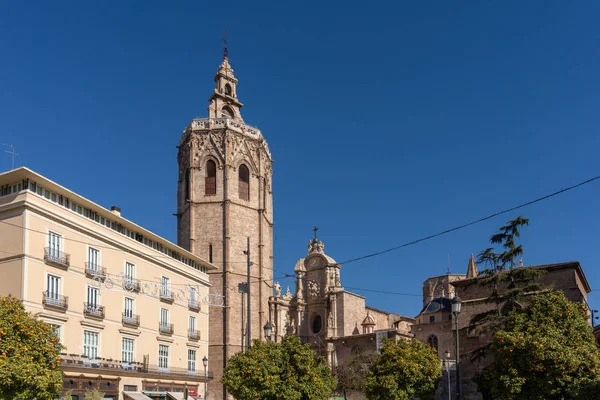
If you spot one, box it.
[364,339,442,400]
[476,291,600,399]
[222,335,336,400]
[0,295,63,399]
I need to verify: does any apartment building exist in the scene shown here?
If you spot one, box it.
[0,167,217,400]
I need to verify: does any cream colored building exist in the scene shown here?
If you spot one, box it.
[0,167,217,400]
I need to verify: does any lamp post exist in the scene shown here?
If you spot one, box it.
[202,355,208,400]
[263,321,273,341]
[452,296,462,400]
[445,350,451,400]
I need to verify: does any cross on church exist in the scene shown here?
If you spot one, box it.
[313,227,318,240]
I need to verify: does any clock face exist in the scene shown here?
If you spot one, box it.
[309,258,318,267]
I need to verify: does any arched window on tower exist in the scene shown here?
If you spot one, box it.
[209,244,213,263]
[221,106,234,119]
[224,84,232,96]
[184,168,190,201]
[205,160,217,196]
[239,164,250,201]
[428,334,438,352]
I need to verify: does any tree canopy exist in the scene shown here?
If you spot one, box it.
[222,335,336,400]
[476,291,600,400]
[335,351,376,398]
[0,295,63,400]
[364,339,442,400]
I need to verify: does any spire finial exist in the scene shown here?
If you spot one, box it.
[447,254,451,274]
[313,227,319,240]
[466,253,478,279]
[519,256,524,268]
[223,26,228,60]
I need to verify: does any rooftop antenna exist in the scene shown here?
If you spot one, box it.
[2,144,18,170]
[447,254,451,274]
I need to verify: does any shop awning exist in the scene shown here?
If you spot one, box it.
[123,392,152,400]
[166,393,196,400]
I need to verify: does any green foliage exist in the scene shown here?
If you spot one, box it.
[476,291,600,400]
[477,216,529,272]
[364,339,442,400]
[222,335,336,400]
[335,351,376,396]
[0,295,63,400]
[83,388,105,400]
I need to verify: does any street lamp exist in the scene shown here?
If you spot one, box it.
[202,355,208,400]
[263,321,273,341]
[452,296,462,400]
[445,350,451,400]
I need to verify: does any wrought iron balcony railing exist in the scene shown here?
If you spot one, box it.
[159,323,174,335]
[83,303,105,319]
[160,290,174,303]
[189,299,200,311]
[85,262,106,279]
[43,291,68,311]
[122,313,140,327]
[44,247,70,268]
[122,277,140,292]
[188,330,200,340]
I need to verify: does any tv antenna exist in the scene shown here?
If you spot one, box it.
[2,144,18,169]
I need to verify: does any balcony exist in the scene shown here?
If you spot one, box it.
[188,330,200,340]
[122,277,140,292]
[44,247,70,269]
[122,313,140,327]
[159,323,174,335]
[83,303,105,319]
[160,290,174,303]
[59,353,214,381]
[85,263,106,280]
[42,291,68,311]
[188,299,200,311]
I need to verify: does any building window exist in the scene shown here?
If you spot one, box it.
[48,323,61,342]
[160,308,169,327]
[224,84,232,95]
[221,106,234,118]
[209,244,213,263]
[238,164,249,201]
[428,335,438,351]
[312,314,322,334]
[48,231,62,257]
[205,160,216,196]
[188,349,197,373]
[88,247,99,270]
[46,274,60,301]
[161,276,171,298]
[86,286,99,310]
[429,315,435,323]
[124,297,134,318]
[185,168,191,201]
[122,338,135,363]
[124,385,138,392]
[83,331,99,359]
[125,262,135,285]
[158,345,169,371]
[189,316,196,333]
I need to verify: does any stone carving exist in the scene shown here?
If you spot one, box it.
[274,282,281,298]
[283,286,293,300]
[308,280,320,298]
[308,239,325,255]
[335,270,341,286]
[328,311,334,327]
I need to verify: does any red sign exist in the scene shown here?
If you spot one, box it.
[188,390,197,396]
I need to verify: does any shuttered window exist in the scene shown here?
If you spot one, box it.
[205,160,216,196]
[239,164,249,201]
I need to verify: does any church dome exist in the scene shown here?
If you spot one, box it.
[420,297,452,314]
[294,258,306,273]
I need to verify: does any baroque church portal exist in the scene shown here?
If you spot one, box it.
[177,49,274,400]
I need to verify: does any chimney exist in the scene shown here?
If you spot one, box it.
[110,206,121,217]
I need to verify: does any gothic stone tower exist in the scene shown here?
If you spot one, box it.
[177,52,274,400]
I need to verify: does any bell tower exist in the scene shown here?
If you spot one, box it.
[177,48,274,400]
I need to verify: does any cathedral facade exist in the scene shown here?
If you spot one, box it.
[268,235,414,372]
[177,52,274,400]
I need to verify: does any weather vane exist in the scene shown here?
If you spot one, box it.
[223,26,228,59]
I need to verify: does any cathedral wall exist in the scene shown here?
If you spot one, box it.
[412,320,453,359]
[365,307,391,330]
[192,165,224,200]
[192,203,223,262]
[338,292,367,336]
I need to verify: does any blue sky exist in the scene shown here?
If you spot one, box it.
[1,1,600,318]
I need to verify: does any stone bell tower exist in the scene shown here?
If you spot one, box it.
[176,47,274,400]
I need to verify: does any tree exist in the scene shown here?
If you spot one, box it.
[364,339,442,400]
[335,351,377,399]
[479,216,529,272]
[222,335,336,400]
[476,291,600,400]
[83,388,105,400]
[0,295,63,400]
